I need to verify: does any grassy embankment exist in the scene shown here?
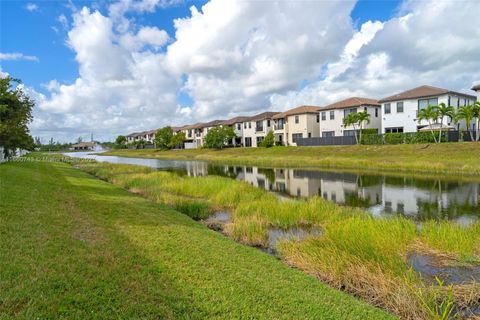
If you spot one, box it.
[0,159,392,319]
[76,160,480,319]
[102,142,480,176]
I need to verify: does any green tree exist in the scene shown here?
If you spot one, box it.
[0,76,34,157]
[115,135,126,148]
[356,111,370,145]
[343,112,359,144]
[474,101,480,141]
[155,126,174,150]
[259,130,274,148]
[456,104,476,141]
[204,126,236,149]
[436,103,455,142]
[169,131,186,149]
[417,105,439,143]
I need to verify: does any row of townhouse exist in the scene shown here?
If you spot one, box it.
[124,84,479,148]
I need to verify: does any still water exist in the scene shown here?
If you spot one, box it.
[65,152,480,222]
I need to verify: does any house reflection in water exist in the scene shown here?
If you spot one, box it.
[181,162,480,221]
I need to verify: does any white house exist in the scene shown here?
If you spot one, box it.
[379,85,477,133]
[318,97,381,137]
[125,129,157,144]
[242,112,279,147]
[272,106,321,146]
[221,116,251,146]
[472,84,480,101]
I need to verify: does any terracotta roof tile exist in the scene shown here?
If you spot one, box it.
[318,97,379,111]
[379,85,476,103]
[272,105,322,119]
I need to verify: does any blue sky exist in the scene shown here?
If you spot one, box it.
[1,0,400,94]
[1,0,478,142]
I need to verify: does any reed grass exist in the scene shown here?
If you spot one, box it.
[77,161,480,319]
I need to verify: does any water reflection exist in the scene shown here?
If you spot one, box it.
[65,152,480,221]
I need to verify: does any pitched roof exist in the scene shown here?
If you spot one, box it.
[248,111,280,121]
[272,105,322,119]
[471,84,480,91]
[318,97,379,112]
[202,119,225,128]
[379,85,476,103]
[221,116,252,125]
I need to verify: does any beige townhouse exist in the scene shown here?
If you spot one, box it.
[272,106,321,146]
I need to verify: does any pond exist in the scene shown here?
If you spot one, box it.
[64,152,480,222]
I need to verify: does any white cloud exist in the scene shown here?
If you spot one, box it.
[58,14,69,29]
[0,52,39,62]
[270,0,480,108]
[25,3,38,12]
[25,0,480,142]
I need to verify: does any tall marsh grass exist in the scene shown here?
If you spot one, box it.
[77,161,480,319]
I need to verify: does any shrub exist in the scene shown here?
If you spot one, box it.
[259,130,274,148]
[384,133,404,144]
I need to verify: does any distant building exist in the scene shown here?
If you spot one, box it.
[72,142,97,150]
[242,112,279,147]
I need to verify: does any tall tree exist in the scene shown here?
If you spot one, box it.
[204,126,236,149]
[155,126,174,150]
[417,105,439,143]
[436,103,455,142]
[0,76,34,157]
[356,111,370,145]
[456,105,476,141]
[474,101,480,141]
[342,112,359,144]
[169,131,186,149]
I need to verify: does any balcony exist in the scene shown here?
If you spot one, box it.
[256,126,264,132]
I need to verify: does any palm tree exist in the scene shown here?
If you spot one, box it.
[456,104,476,141]
[436,103,455,142]
[417,105,439,143]
[343,112,359,144]
[356,111,371,145]
[474,101,480,141]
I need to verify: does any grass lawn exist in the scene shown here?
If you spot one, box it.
[102,143,480,176]
[0,160,394,319]
[76,161,480,319]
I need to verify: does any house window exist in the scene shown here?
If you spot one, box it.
[308,132,311,138]
[418,98,438,110]
[385,127,404,133]
[256,121,263,132]
[344,108,357,117]
[343,130,356,137]
[375,108,379,117]
[322,131,335,137]
[249,122,252,129]
[331,192,336,202]
[384,103,391,114]
[321,112,326,121]
[397,102,404,113]
[245,137,252,147]
[237,123,241,130]
[276,118,285,130]
[267,119,271,127]
[292,133,303,143]
[295,115,299,124]
[330,111,335,120]
[316,114,320,123]
[244,122,247,129]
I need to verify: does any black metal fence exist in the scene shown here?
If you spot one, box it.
[296,136,356,146]
[296,131,478,147]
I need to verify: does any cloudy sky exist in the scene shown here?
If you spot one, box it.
[1,0,479,142]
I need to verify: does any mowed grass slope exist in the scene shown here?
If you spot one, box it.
[102,143,480,175]
[0,160,394,319]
